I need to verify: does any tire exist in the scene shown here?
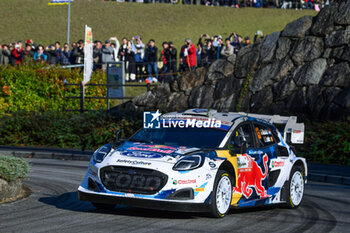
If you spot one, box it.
[210,170,233,218]
[285,166,304,208]
[92,202,116,210]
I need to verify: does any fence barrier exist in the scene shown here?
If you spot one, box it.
[64,82,155,112]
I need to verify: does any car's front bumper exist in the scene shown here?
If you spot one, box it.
[78,189,210,213]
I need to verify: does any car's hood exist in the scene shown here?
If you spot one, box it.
[111,141,201,163]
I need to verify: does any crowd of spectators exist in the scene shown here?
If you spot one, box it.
[0,31,263,83]
[109,0,333,10]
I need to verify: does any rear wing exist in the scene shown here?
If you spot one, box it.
[238,113,305,144]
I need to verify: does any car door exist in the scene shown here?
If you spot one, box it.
[230,121,271,204]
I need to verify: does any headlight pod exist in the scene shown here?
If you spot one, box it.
[173,154,204,171]
[93,144,112,163]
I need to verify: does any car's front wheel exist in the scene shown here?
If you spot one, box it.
[285,166,304,208]
[92,202,116,210]
[210,170,233,218]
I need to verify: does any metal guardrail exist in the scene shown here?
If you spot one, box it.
[64,82,155,112]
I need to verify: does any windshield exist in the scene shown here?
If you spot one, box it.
[129,127,227,149]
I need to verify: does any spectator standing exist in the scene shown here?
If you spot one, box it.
[54,41,62,64]
[182,38,196,71]
[127,40,136,81]
[168,42,177,80]
[145,39,158,82]
[160,41,171,82]
[61,43,71,65]
[24,43,34,61]
[244,36,251,46]
[93,40,102,69]
[179,43,187,73]
[254,30,264,43]
[47,44,57,65]
[70,42,77,64]
[196,42,202,67]
[220,38,234,58]
[11,41,25,65]
[119,37,131,80]
[101,39,114,70]
[202,39,215,66]
[110,37,120,62]
[33,45,47,62]
[1,45,11,66]
[213,36,223,60]
[72,40,84,64]
[132,36,145,81]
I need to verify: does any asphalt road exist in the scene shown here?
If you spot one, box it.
[1,159,350,233]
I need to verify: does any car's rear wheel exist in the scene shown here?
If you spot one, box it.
[92,202,116,210]
[285,166,304,208]
[210,170,233,218]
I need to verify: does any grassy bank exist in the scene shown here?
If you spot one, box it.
[0,0,316,50]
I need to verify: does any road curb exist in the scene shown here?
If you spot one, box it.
[1,146,349,186]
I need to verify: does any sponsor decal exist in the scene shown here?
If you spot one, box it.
[271,160,285,168]
[125,193,135,198]
[192,109,208,113]
[237,154,251,172]
[144,110,161,129]
[143,110,223,129]
[293,130,302,134]
[234,154,269,199]
[260,129,271,135]
[117,159,151,166]
[209,162,216,168]
[173,179,196,185]
[263,136,272,143]
[162,118,222,129]
[255,127,262,140]
[195,188,205,192]
[121,151,164,158]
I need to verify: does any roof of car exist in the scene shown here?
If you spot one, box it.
[163,109,298,126]
[162,109,305,144]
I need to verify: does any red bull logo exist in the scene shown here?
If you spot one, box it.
[233,154,269,199]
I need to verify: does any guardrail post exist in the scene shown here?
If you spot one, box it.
[80,82,84,113]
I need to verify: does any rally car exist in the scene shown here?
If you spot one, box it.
[78,109,307,218]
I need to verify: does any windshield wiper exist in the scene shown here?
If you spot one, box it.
[128,138,153,144]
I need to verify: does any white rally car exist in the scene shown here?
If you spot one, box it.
[78,109,307,218]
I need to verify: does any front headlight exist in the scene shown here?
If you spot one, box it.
[173,154,204,171]
[93,144,112,163]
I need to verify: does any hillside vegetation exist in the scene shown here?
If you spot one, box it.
[0,0,316,49]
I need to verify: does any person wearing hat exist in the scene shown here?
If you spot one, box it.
[181,38,197,71]
[101,39,114,70]
[11,40,24,65]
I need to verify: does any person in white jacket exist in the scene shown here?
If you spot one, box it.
[110,37,120,62]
